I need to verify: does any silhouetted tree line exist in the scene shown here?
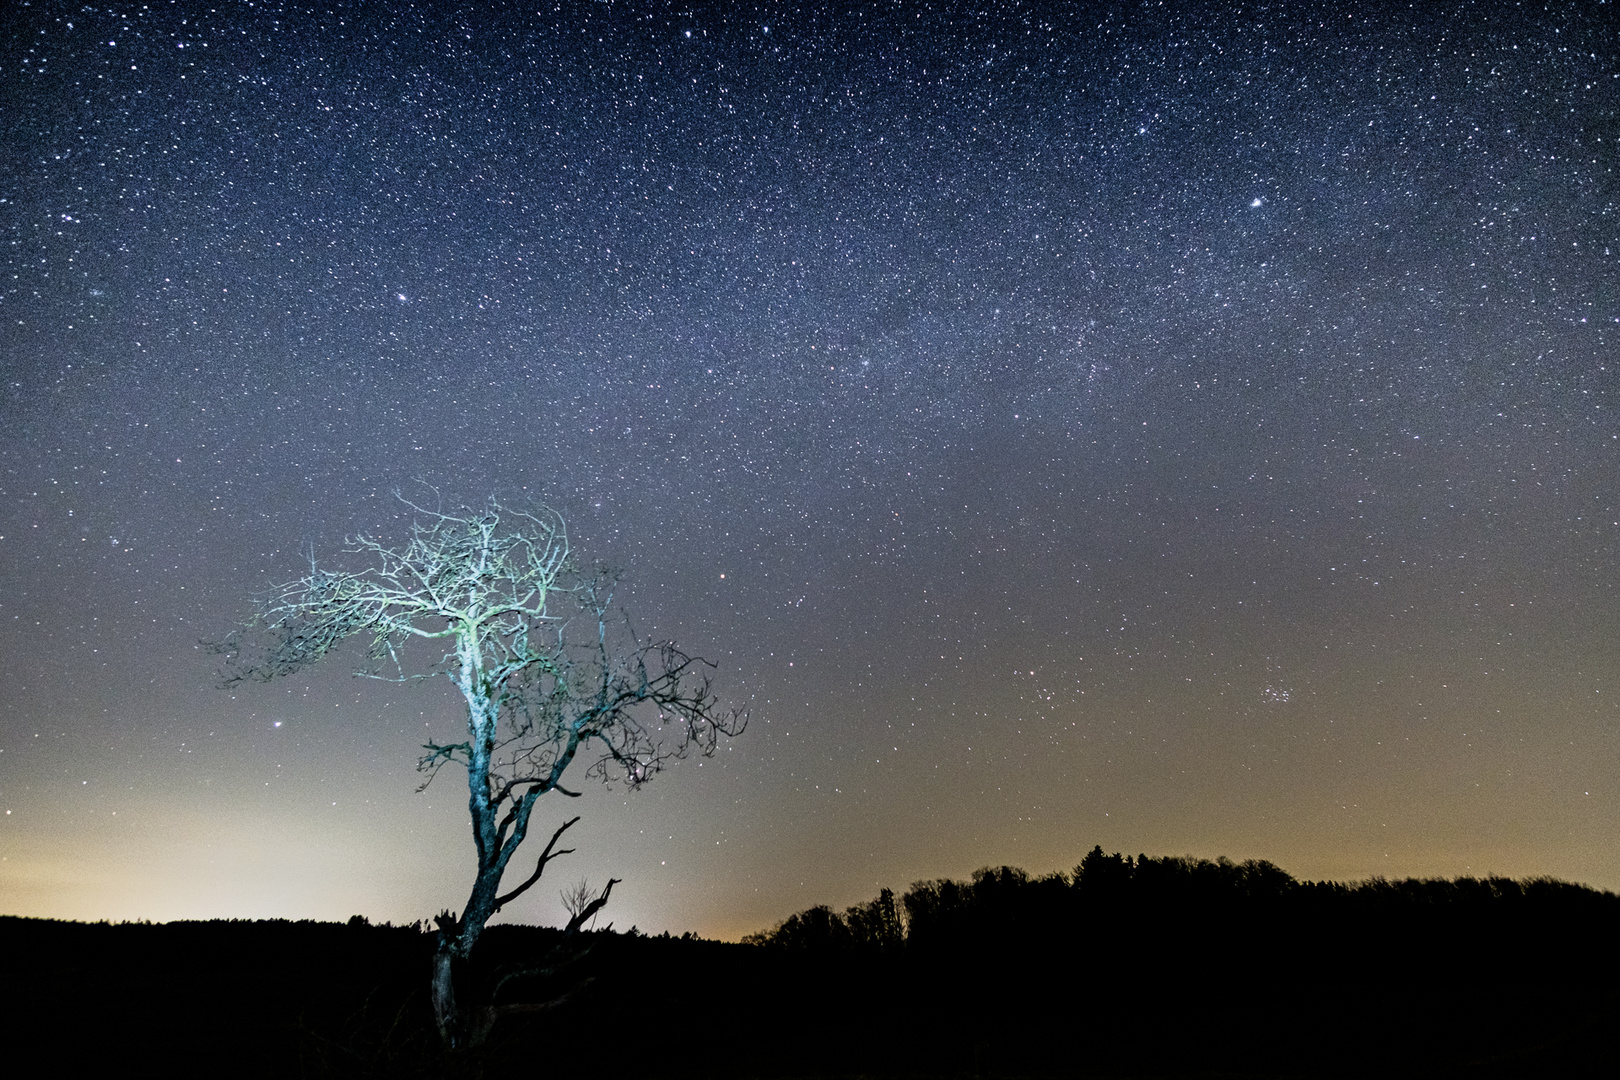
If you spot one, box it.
[7,852,1618,1078]
[738,850,1620,1077]
[746,847,1614,957]
[741,885,907,953]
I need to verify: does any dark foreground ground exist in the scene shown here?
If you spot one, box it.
[5,882,1617,1079]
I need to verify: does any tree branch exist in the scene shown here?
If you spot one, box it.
[493,815,580,911]
[563,877,621,934]
[492,977,595,1017]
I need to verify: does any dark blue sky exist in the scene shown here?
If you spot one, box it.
[2,0,1616,936]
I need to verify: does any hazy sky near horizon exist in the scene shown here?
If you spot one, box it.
[2,0,1617,938]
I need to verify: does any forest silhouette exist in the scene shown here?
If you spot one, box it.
[7,849,1616,1078]
[743,850,1619,1077]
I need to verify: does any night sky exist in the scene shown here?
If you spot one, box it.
[3,1,1617,939]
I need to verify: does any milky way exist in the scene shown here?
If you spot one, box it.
[2,2,1616,937]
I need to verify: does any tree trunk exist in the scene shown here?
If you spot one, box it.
[431,931,463,1049]
[432,909,493,1050]
[432,907,506,1051]
[428,823,605,1050]
[430,930,519,1051]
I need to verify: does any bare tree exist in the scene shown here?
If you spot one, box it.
[214,495,743,1049]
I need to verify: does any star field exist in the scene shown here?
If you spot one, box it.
[1,1,1617,937]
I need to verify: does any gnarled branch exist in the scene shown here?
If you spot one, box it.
[564,877,622,935]
[493,816,580,911]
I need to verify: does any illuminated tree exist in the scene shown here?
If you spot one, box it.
[215,495,743,1049]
